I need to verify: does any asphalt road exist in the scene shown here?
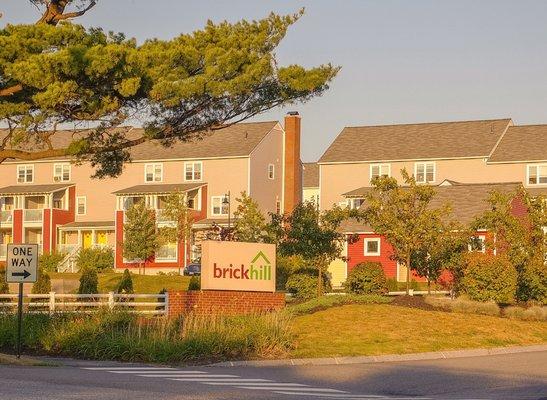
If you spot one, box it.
[0,351,546,400]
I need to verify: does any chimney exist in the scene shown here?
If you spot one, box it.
[283,112,303,214]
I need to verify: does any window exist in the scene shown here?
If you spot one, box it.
[276,198,281,214]
[527,164,547,185]
[145,163,163,182]
[184,162,202,181]
[415,162,435,183]
[17,165,34,183]
[76,196,87,215]
[364,238,381,256]
[211,196,229,216]
[268,164,275,180]
[370,164,391,181]
[53,163,71,182]
[348,198,365,210]
[469,235,486,253]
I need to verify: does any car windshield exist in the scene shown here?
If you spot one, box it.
[187,265,200,272]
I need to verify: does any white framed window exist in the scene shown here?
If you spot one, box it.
[144,163,163,182]
[268,164,275,180]
[53,163,71,182]
[184,161,202,181]
[17,165,34,183]
[211,195,229,216]
[364,238,381,256]
[469,235,486,253]
[76,196,87,215]
[370,164,391,181]
[527,164,547,186]
[348,198,365,210]
[414,162,436,183]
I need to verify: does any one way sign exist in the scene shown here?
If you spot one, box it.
[5,244,38,283]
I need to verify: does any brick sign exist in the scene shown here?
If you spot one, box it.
[200,241,276,292]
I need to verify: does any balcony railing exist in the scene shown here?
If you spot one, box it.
[0,210,13,224]
[155,243,177,261]
[24,209,43,223]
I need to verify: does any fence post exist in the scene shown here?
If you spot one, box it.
[49,292,56,313]
[409,289,414,297]
[108,292,115,310]
[164,292,169,316]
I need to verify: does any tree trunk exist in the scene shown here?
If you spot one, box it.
[405,254,411,295]
[317,262,323,298]
[427,277,431,295]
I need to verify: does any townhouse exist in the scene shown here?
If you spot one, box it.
[0,113,303,273]
[317,119,547,287]
[302,162,320,205]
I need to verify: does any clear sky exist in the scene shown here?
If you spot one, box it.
[2,0,547,162]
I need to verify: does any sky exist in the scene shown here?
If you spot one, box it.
[2,0,547,162]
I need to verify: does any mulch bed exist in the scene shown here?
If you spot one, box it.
[389,295,439,311]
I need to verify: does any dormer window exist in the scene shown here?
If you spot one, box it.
[527,164,547,185]
[145,163,163,182]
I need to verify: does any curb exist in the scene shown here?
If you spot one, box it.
[207,344,547,367]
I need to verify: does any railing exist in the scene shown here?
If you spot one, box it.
[0,292,168,315]
[24,209,43,222]
[0,210,13,224]
[0,245,6,260]
[155,243,177,261]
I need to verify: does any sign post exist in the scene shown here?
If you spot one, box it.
[5,244,38,359]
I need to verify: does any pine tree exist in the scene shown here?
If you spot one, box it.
[78,267,98,294]
[123,201,159,275]
[116,269,134,294]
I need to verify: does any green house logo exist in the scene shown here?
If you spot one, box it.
[249,251,272,281]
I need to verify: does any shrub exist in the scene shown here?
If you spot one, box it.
[276,255,306,290]
[424,295,501,316]
[285,269,331,300]
[345,262,388,295]
[116,269,134,294]
[76,247,114,272]
[0,311,293,363]
[0,268,9,303]
[516,255,547,303]
[39,252,65,272]
[188,276,201,291]
[459,253,517,303]
[31,268,51,294]
[386,278,421,292]
[287,294,392,316]
[78,267,98,294]
[504,306,546,322]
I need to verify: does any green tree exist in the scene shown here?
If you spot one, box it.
[0,269,10,303]
[275,202,352,297]
[0,10,338,177]
[123,201,159,275]
[116,269,134,294]
[157,190,194,271]
[31,268,52,294]
[233,192,268,242]
[364,170,452,295]
[78,267,98,294]
[471,188,546,302]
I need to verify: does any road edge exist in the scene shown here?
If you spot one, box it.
[208,343,547,367]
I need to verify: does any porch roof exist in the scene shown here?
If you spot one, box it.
[113,183,205,196]
[59,221,115,230]
[0,184,73,195]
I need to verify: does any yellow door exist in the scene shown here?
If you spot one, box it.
[82,231,93,249]
[97,231,107,246]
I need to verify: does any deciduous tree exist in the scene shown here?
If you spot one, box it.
[123,201,159,275]
[233,192,267,243]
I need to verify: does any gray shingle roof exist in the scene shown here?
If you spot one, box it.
[60,221,115,229]
[319,119,512,163]
[0,184,73,195]
[302,162,319,188]
[489,125,547,163]
[113,183,205,195]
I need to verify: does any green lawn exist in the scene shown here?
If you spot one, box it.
[290,304,547,358]
[50,272,190,293]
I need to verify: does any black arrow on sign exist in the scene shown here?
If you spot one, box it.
[12,270,31,279]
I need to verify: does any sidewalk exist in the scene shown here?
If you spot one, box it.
[209,343,547,367]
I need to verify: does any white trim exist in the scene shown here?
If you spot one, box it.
[414,161,436,184]
[53,163,71,182]
[76,196,87,216]
[184,161,203,182]
[526,163,547,186]
[364,237,381,256]
[247,157,251,196]
[369,163,391,181]
[144,163,163,183]
[317,155,489,166]
[487,119,513,158]
[468,234,487,253]
[281,125,286,214]
[17,164,34,184]
[487,159,547,165]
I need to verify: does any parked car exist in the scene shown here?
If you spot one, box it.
[183,263,201,276]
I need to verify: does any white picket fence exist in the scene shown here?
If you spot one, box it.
[0,292,168,315]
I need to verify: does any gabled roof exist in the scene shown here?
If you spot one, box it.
[319,119,512,164]
[0,184,73,195]
[302,162,319,188]
[113,183,205,195]
[488,125,547,163]
[340,182,530,233]
[1,121,279,162]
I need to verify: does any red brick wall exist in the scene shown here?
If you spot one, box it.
[167,290,285,317]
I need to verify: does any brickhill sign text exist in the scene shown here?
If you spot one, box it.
[201,241,276,292]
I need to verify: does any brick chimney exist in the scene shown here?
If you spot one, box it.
[283,112,303,214]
